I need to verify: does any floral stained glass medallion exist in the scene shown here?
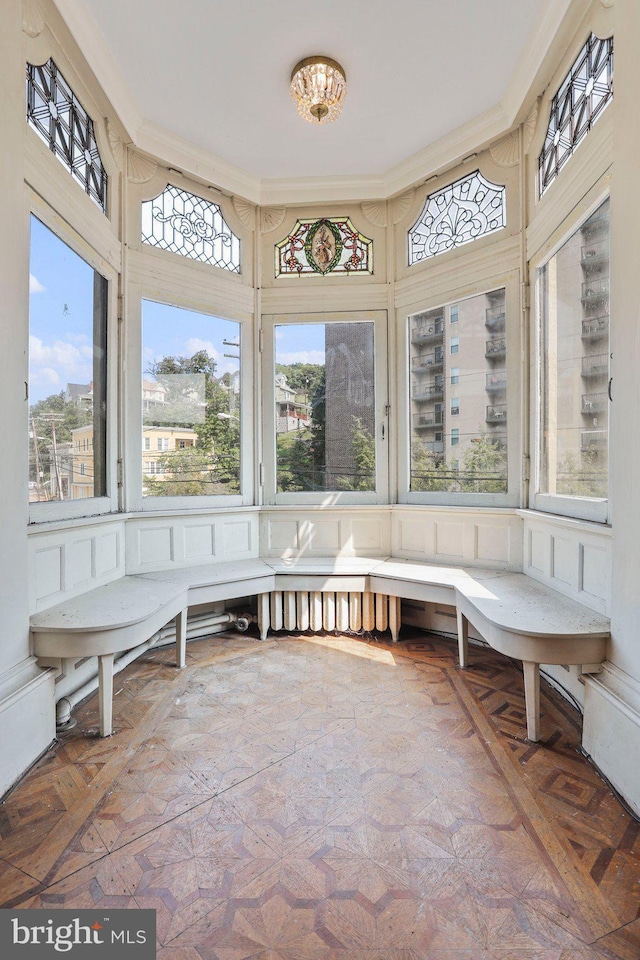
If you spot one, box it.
[141,184,241,272]
[408,171,506,264]
[275,217,373,277]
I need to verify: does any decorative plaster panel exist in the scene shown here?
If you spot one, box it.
[184,523,215,560]
[138,526,174,565]
[222,519,252,555]
[35,547,63,602]
[67,538,94,587]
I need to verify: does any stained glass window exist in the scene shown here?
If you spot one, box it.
[275,217,373,277]
[408,171,505,264]
[539,34,613,196]
[141,185,241,273]
[26,59,108,213]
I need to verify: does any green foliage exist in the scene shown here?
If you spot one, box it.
[275,362,323,400]
[556,449,607,498]
[336,418,375,491]
[29,392,92,484]
[145,351,240,495]
[459,435,507,494]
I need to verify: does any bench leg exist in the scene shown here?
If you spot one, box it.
[456,608,469,667]
[523,661,541,742]
[175,607,187,668]
[258,592,270,641]
[98,653,114,737]
[389,595,401,643]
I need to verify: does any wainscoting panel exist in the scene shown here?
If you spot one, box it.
[125,509,260,573]
[519,510,612,614]
[29,519,126,613]
[260,508,391,558]
[391,508,522,569]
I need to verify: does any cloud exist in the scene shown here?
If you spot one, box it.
[29,335,94,395]
[276,350,325,365]
[29,274,45,294]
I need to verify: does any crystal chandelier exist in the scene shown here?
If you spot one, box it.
[289,56,347,124]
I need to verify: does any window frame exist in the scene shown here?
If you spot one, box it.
[27,192,118,524]
[261,311,389,506]
[124,284,253,513]
[398,273,522,507]
[529,189,611,524]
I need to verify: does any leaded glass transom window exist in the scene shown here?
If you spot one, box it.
[408,171,506,264]
[275,217,373,277]
[539,34,613,197]
[141,185,241,273]
[26,59,108,213]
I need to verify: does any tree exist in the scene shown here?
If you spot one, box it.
[29,391,92,487]
[336,417,375,491]
[459,436,507,493]
[145,351,240,495]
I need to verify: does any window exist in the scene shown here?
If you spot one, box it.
[537,198,609,518]
[275,217,373,277]
[539,35,614,196]
[26,59,108,213]
[141,185,240,272]
[28,216,107,505]
[274,322,376,493]
[142,301,241,498]
[409,170,506,264]
[450,305,459,323]
[409,288,508,494]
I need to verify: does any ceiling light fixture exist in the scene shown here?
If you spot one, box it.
[289,56,347,124]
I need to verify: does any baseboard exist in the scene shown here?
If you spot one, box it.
[583,662,640,819]
[0,658,56,797]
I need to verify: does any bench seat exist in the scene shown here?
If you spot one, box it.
[31,577,189,737]
[30,555,610,743]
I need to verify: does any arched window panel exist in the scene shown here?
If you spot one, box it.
[275,217,373,277]
[141,185,241,273]
[26,59,108,213]
[408,171,506,265]
[539,34,613,197]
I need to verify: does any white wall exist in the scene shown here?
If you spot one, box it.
[0,0,56,797]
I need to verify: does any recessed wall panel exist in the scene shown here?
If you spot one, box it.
[351,519,382,552]
[434,522,464,558]
[529,527,548,574]
[35,547,63,600]
[95,532,119,576]
[184,524,215,560]
[582,544,608,602]
[223,520,252,555]
[67,538,93,587]
[268,520,299,552]
[399,519,427,554]
[139,527,173,565]
[475,524,509,563]
[552,536,577,587]
[309,521,341,551]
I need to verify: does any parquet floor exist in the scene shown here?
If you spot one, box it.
[1,628,639,959]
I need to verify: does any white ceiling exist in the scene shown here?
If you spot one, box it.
[76,0,544,184]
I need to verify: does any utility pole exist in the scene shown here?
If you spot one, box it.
[30,419,46,501]
[50,418,64,499]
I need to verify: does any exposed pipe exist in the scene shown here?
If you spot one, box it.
[54,610,253,729]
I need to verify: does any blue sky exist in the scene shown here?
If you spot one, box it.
[29,217,330,408]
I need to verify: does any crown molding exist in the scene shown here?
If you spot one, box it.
[53,0,143,141]
[136,120,261,205]
[501,0,577,124]
[52,0,586,207]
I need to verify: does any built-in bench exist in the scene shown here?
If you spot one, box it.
[30,556,610,742]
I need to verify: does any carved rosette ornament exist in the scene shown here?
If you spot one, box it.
[261,207,287,234]
[391,189,415,225]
